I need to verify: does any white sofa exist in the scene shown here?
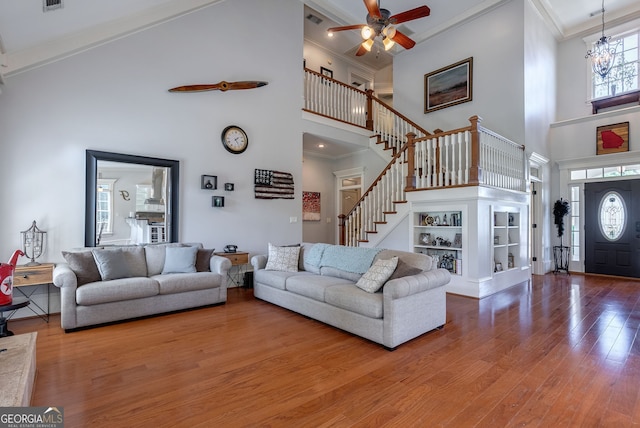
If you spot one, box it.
[53,242,231,331]
[251,243,451,349]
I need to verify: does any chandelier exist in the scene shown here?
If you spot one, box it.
[585,0,619,79]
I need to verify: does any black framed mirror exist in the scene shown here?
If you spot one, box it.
[85,150,179,247]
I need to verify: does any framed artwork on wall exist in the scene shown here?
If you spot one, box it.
[596,122,629,155]
[424,57,473,114]
[320,67,333,79]
[302,191,321,221]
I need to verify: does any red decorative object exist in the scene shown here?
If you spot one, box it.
[596,122,629,155]
[601,130,624,149]
[0,250,25,305]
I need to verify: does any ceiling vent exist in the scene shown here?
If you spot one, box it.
[43,0,63,12]
[306,14,323,25]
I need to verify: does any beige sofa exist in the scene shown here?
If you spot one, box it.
[53,242,231,331]
[251,243,450,349]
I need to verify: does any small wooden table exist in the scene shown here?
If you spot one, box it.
[214,252,249,287]
[13,263,54,322]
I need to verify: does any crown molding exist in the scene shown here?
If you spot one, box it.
[3,0,224,77]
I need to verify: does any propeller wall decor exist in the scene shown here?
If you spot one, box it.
[168,80,268,93]
[327,0,430,56]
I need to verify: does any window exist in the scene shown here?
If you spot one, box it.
[591,30,639,99]
[96,179,116,236]
[599,191,626,241]
[570,186,580,262]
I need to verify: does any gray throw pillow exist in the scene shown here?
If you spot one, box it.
[195,248,214,272]
[92,249,132,281]
[386,259,422,282]
[62,250,101,286]
[162,246,198,274]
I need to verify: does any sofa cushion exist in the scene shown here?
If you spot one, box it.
[286,275,354,302]
[320,266,362,282]
[153,272,221,295]
[145,243,185,276]
[325,285,384,319]
[265,243,300,272]
[255,270,314,290]
[162,246,198,274]
[62,250,101,286]
[196,249,215,272]
[92,249,132,281]
[376,250,432,271]
[76,277,159,306]
[356,257,398,293]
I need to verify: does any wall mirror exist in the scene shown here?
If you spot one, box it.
[85,150,179,247]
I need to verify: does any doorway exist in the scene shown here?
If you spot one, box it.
[334,168,364,243]
[585,180,640,277]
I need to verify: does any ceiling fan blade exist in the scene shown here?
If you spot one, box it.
[168,81,268,92]
[390,5,431,24]
[355,44,368,56]
[327,24,366,33]
[391,31,416,50]
[363,0,382,19]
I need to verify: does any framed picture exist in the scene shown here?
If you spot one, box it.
[212,196,225,207]
[320,67,333,80]
[424,57,473,113]
[419,233,432,245]
[201,175,217,190]
[224,183,234,191]
[454,233,462,248]
[302,191,321,221]
[596,122,629,155]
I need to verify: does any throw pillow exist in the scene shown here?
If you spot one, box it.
[92,249,132,281]
[265,243,300,272]
[356,256,399,293]
[195,248,215,272]
[386,259,422,282]
[62,250,101,286]
[162,246,198,274]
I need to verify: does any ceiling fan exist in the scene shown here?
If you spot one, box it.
[327,0,430,56]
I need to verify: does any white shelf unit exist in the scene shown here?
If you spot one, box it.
[493,211,520,274]
[413,211,463,275]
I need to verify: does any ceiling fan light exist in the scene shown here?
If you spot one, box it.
[362,38,374,52]
[361,26,373,40]
[383,37,395,51]
[327,31,334,38]
[383,25,396,39]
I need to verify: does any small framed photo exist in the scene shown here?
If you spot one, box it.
[212,196,225,207]
[454,233,462,248]
[224,183,234,191]
[596,122,629,155]
[320,66,333,79]
[419,233,432,245]
[495,262,503,272]
[201,175,217,190]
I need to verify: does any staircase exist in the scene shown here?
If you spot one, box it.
[303,68,527,247]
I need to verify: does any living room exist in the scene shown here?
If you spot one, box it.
[2,0,640,425]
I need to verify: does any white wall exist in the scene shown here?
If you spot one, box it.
[393,0,526,142]
[0,0,304,263]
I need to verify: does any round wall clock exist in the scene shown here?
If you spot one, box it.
[221,125,248,154]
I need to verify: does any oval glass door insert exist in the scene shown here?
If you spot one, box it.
[599,191,626,241]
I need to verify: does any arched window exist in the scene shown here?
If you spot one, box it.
[599,191,626,241]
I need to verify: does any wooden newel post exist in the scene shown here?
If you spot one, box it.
[365,89,374,131]
[405,132,416,191]
[338,214,346,246]
[468,115,482,185]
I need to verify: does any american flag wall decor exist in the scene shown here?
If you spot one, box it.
[254,169,295,199]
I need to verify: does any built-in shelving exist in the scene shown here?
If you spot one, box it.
[493,211,519,274]
[413,211,463,275]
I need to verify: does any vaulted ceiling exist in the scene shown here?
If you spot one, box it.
[1,0,639,78]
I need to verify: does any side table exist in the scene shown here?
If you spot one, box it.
[214,252,249,288]
[13,263,54,322]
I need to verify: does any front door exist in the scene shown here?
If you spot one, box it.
[584,180,640,277]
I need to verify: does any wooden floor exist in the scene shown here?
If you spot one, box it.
[7,273,640,427]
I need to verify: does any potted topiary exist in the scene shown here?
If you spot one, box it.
[553,198,571,273]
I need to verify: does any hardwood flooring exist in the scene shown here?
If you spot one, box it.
[8,273,640,427]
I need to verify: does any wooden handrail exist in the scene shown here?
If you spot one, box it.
[304,68,368,96]
[369,94,431,137]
